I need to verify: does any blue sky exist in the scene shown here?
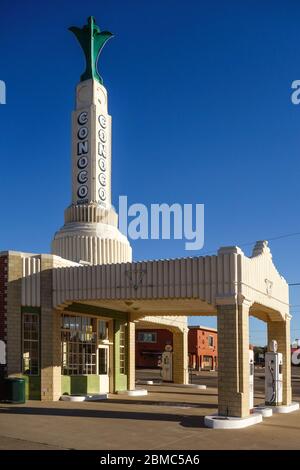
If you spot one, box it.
[1,0,300,345]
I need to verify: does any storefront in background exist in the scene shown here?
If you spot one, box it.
[136,329,173,368]
[135,325,218,371]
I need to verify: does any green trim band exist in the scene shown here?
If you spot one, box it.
[64,302,128,321]
[21,306,41,314]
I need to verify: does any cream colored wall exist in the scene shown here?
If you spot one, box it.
[138,315,187,333]
[239,241,289,317]
[21,254,78,307]
[51,79,132,266]
[51,242,289,321]
[71,80,112,208]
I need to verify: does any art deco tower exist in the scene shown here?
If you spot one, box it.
[52,17,132,265]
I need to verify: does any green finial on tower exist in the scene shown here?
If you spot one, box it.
[69,16,114,84]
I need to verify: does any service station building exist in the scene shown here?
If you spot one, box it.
[0,17,297,428]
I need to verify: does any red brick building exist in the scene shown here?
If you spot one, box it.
[135,329,173,368]
[188,325,218,371]
[135,325,218,370]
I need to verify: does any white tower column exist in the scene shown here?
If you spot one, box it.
[52,79,132,265]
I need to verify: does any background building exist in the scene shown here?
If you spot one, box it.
[188,325,218,371]
[135,329,173,368]
[136,325,218,371]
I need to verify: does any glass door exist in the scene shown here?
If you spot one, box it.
[98,345,109,393]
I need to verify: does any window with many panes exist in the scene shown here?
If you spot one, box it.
[119,323,127,374]
[137,332,157,343]
[98,320,108,341]
[23,313,40,375]
[61,314,97,375]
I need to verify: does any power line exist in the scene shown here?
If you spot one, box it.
[201,230,300,257]
[257,231,300,243]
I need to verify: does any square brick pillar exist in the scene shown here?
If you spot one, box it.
[217,300,250,418]
[173,329,189,384]
[0,254,8,379]
[267,318,292,406]
[6,252,23,377]
[40,256,61,401]
[127,316,136,391]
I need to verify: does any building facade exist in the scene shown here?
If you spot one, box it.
[0,17,294,423]
[0,17,188,401]
[135,329,173,368]
[188,325,218,371]
[135,326,218,371]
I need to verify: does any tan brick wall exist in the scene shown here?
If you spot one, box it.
[173,329,188,384]
[267,319,291,406]
[217,302,250,418]
[127,316,135,390]
[7,253,22,376]
[0,255,8,379]
[40,255,61,401]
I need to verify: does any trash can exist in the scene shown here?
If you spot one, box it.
[0,378,7,401]
[4,377,26,404]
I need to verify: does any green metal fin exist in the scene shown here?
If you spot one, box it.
[69,16,114,84]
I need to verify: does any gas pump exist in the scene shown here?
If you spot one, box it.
[161,345,173,382]
[265,340,283,406]
[0,340,6,365]
[249,349,254,410]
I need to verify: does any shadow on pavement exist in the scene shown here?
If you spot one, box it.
[179,415,206,428]
[0,406,212,428]
[149,390,218,397]
[106,398,218,409]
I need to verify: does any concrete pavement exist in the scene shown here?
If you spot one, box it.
[0,370,299,450]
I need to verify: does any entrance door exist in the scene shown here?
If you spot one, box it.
[98,345,110,393]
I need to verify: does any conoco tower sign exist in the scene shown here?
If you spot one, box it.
[52,17,132,266]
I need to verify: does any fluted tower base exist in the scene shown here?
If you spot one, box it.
[52,204,132,265]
